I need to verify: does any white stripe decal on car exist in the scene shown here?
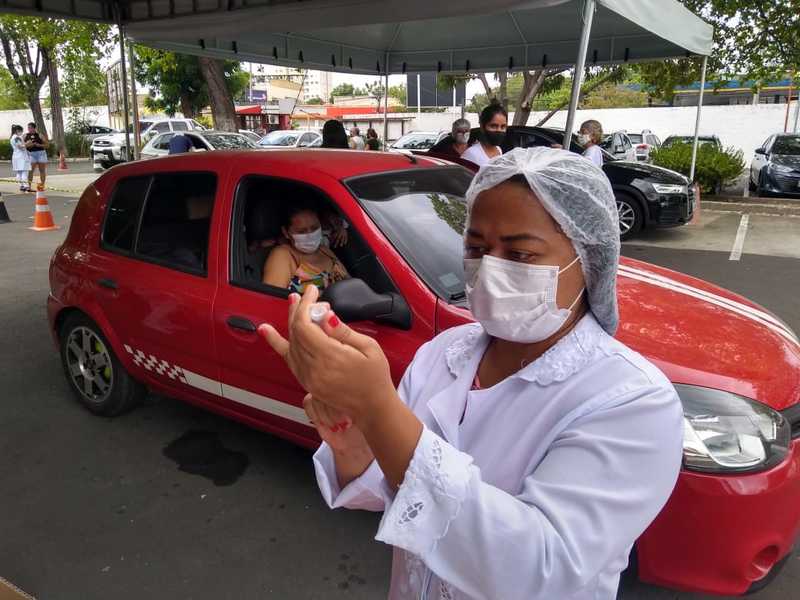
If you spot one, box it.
[618,264,798,342]
[123,345,310,425]
[618,270,799,348]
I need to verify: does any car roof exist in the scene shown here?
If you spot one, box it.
[103,149,458,180]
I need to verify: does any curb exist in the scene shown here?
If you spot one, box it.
[710,194,800,206]
[0,178,81,194]
[702,200,800,218]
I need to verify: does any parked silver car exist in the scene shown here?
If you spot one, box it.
[257,129,321,148]
[140,130,258,158]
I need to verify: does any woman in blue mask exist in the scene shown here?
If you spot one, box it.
[259,148,683,600]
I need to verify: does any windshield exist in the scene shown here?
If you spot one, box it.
[627,134,643,144]
[259,131,299,146]
[772,137,800,155]
[346,167,473,300]
[391,133,439,150]
[665,136,716,147]
[203,133,258,149]
[128,121,152,133]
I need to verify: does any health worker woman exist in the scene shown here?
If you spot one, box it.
[260,147,684,600]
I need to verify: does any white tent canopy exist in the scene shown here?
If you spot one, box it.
[5,0,712,73]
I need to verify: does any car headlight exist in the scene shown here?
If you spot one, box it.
[652,183,688,195]
[769,163,794,173]
[677,384,790,473]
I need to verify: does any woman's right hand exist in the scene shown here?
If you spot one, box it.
[303,393,374,487]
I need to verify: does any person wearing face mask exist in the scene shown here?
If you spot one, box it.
[461,103,507,167]
[259,147,683,600]
[430,118,472,158]
[578,119,604,168]
[262,203,349,292]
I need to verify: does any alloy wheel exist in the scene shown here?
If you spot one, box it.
[65,326,114,403]
[617,199,636,235]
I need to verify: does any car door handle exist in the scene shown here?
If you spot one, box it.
[97,277,118,290]
[226,316,257,333]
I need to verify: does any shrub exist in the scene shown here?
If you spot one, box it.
[0,139,11,160]
[650,142,744,195]
[64,131,91,157]
[195,115,213,129]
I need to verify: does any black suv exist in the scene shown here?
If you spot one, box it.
[428,126,696,240]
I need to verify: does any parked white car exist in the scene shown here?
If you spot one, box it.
[91,118,206,170]
[257,129,321,148]
[238,130,263,143]
[600,131,637,161]
[627,130,661,162]
[140,131,258,158]
[390,131,448,151]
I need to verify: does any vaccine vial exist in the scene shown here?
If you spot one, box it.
[309,303,328,325]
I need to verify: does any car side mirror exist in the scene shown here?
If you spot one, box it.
[321,278,411,329]
[755,148,766,155]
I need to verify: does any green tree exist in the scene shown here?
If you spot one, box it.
[329,82,366,102]
[134,48,249,130]
[305,96,325,105]
[0,65,27,109]
[635,1,799,101]
[388,84,407,107]
[365,81,385,110]
[580,83,649,109]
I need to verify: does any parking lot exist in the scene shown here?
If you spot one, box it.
[1,186,799,600]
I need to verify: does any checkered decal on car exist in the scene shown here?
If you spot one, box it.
[123,345,188,384]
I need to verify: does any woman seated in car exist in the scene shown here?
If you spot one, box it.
[263,203,350,292]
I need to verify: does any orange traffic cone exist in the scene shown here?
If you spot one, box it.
[58,150,68,171]
[29,185,60,232]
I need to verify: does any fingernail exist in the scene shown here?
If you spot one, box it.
[289,294,299,304]
[328,314,340,328]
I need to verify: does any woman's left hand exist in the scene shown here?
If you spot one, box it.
[258,286,396,429]
[330,227,348,248]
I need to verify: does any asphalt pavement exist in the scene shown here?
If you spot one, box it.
[0,191,799,600]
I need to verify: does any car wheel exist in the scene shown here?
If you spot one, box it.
[615,193,643,241]
[59,313,145,417]
[756,171,770,198]
[748,175,757,192]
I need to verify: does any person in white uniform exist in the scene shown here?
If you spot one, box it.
[461,104,507,167]
[579,119,605,168]
[10,124,31,193]
[260,147,684,600]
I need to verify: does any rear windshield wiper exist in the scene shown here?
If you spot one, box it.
[448,291,466,302]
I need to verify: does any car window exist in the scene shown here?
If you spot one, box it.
[172,121,188,132]
[391,133,439,149]
[102,176,151,253]
[259,131,300,146]
[298,133,316,146]
[136,173,217,275]
[771,137,800,155]
[623,136,632,149]
[628,134,643,144]
[153,134,174,150]
[202,133,257,149]
[153,122,170,133]
[346,167,473,301]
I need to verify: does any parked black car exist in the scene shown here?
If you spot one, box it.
[428,127,694,240]
[749,134,800,198]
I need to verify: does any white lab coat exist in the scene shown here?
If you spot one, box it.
[10,134,30,172]
[314,314,683,600]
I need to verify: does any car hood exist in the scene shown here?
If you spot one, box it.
[438,257,800,410]
[92,133,127,144]
[605,161,689,184]
[772,154,800,169]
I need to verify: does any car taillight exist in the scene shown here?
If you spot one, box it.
[637,144,648,149]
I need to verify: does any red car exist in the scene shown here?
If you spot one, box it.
[48,150,800,596]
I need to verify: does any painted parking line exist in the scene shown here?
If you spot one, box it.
[729,214,750,261]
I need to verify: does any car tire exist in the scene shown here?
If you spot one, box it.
[756,171,770,198]
[748,173,757,192]
[615,193,643,241]
[59,313,145,417]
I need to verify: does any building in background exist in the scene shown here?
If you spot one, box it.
[672,78,795,107]
[247,64,332,103]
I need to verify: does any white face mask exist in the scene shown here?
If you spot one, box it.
[577,133,591,146]
[464,254,584,343]
[291,227,322,254]
[454,131,470,144]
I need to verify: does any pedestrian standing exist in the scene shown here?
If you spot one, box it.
[168,132,194,154]
[578,120,604,168]
[321,120,349,149]
[24,122,48,190]
[10,125,31,192]
[430,118,472,158]
[461,104,507,167]
[365,128,381,151]
[260,147,683,600]
[349,127,365,150]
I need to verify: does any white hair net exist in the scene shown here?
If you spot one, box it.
[465,147,620,335]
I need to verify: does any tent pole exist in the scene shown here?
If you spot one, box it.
[793,89,800,133]
[383,52,389,149]
[563,0,595,147]
[689,55,708,182]
[417,73,421,116]
[116,20,132,163]
[128,40,141,159]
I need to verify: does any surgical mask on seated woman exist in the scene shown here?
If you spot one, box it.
[292,227,323,254]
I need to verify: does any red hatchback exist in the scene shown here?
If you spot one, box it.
[48,150,800,595]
